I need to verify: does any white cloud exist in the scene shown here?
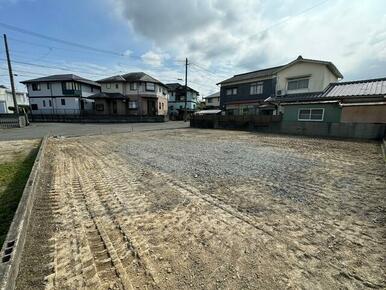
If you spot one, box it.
[141,50,169,67]
[109,0,386,97]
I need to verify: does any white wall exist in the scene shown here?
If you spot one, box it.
[29,97,82,114]
[26,81,100,97]
[81,84,100,97]
[26,82,62,97]
[276,62,338,95]
[0,87,28,113]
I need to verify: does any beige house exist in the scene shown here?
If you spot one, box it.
[89,72,168,116]
[203,91,220,109]
[218,56,343,115]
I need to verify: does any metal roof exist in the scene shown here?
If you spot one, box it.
[194,109,222,115]
[323,77,386,97]
[20,74,100,87]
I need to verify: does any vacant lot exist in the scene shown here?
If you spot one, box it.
[16,129,385,289]
[0,139,39,246]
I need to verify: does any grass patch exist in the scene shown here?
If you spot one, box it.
[0,147,39,248]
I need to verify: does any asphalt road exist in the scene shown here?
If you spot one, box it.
[0,121,189,141]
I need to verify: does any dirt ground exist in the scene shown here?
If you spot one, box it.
[0,139,39,164]
[15,129,385,290]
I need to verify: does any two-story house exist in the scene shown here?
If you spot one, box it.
[217,56,343,115]
[166,83,199,118]
[21,74,101,115]
[0,85,29,113]
[203,91,220,109]
[89,72,168,116]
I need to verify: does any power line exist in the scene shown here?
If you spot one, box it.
[7,36,143,60]
[0,22,125,56]
[249,0,330,39]
[0,58,113,77]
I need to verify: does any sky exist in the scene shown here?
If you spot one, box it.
[0,0,385,96]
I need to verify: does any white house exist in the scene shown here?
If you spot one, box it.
[166,83,199,118]
[0,85,29,113]
[21,74,101,115]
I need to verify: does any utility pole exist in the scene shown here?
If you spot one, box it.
[3,34,19,114]
[184,57,188,121]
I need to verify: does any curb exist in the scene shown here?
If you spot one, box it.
[0,136,48,290]
[381,138,386,163]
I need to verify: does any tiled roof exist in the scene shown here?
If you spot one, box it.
[218,65,284,85]
[166,83,199,94]
[98,72,166,87]
[323,77,386,97]
[21,74,100,87]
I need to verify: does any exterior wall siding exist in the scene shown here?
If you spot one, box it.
[220,78,276,108]
[282,103,341,123]
[276,63,338,95]
[341,105,386,124]
[205,97,220,107]
[29,97,84,114]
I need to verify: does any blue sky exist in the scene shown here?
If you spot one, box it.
[0,0,385,95]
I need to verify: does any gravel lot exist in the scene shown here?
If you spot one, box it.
[0,121,188,141]
[15,129,386,289]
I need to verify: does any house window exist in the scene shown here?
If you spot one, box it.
[43,100,46,107]
[250,82,263,95]
[47,83,50,89]
[288,78,309,90]
[146,83,155,91]
[298,108,324,121]
[49,100,52,107]
[159,102,161,110]
[61,99,66,106]
[115,83,119,89]
[226,88,237,95]
[106,83,111,89]
[208,98,213,103]
[91,87,94,92]
[32,83,40,91]
[130,83,137,90]
[96,104,104,111]
[162,103,164,110]
[128,101,138,109]
[31,104,38,110]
